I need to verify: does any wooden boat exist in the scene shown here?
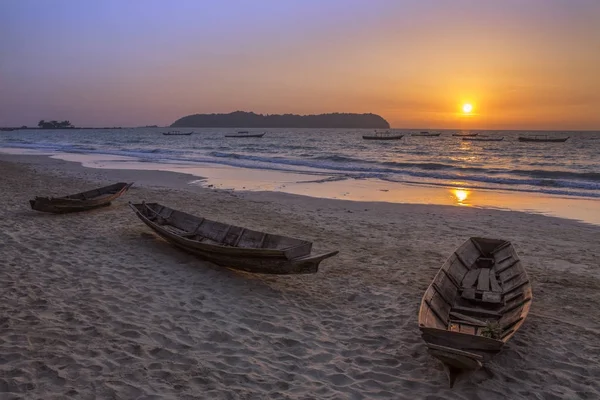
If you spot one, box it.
[452,133,478,137]
[363,131,404,140]
[30,182,133,213]
[129,202,339,274]
[418,237,532,386]
[412,132,441,137]
[224,132,265,138]
[518,136,569,143]
[163,131,193,136]
[462,137,504,142]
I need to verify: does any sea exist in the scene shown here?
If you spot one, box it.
[1,128,599,199]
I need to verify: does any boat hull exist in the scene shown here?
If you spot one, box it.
[518,137,569,142]
[461,137,504,142]
[30,182,133,213]
[362,135,404,140]
[129,202,338,274]
[225,133,265,138]
[418,237,532,386]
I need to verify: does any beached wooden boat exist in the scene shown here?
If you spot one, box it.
[452,133,478,137]
[225,132,266,138]
[412,132,441,137]
[129,202,339,274]
[163,131,193,136]
[418,237,532,386]
[30,182,133,213]
[518,136,569,143]
[462,137,504,142]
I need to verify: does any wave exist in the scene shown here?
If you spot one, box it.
[2,142,600,197]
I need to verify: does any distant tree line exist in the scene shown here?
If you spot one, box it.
[171,111,390,129]
[38,120,74,129]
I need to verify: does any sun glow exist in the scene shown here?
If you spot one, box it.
[462,103,473,113]
[452,189,470,204]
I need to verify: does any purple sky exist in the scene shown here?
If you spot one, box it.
[1,0,599,129]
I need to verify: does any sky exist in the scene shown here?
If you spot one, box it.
[1,0,599,129]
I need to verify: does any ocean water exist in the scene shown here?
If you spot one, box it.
[1,128,599,199]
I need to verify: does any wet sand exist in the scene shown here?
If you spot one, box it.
[1,154,599,399]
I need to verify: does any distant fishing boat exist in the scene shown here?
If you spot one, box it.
[518,135,569,143]
[225,131,266,138]
[462,137,504,142]
[362,130,404,140]
[452,133,479,137]
[412,132,441,137]
[163,131,193,136]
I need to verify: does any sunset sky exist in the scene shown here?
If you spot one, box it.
[1,0,599,129]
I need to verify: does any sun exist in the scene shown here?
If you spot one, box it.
[462,103,473,113]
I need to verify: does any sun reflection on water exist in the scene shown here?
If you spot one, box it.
[452,188,470,205]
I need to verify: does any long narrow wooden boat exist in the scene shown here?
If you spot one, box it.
[224,132,266,138]
[163,131,193,136]
[362,132,404,140]
[462,137,504,142]
[129,202,339,274]
[518,136,569,143]
[412,132,441,137]
[418,237,532,386]
[30,182,133,213]
[452,133,478,137]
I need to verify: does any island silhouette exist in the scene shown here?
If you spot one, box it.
[171,111,390,129]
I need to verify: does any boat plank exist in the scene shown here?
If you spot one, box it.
[461,269,480,289]
[489,273,502,292]
[477,269,491,292]
[452,305,502,319]
[420,327,504,353]
[455,240,480,269]
[449,312,486,326]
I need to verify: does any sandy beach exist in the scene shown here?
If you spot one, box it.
[1,154,599,399]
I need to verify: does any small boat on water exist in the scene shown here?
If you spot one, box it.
[412,132,441,137]
[419,237,532,386]
[518,136,569,143]
[452,133,479,137]
[362,130,404,140]
[30,182,133,213]
[224,131,266,138]
[0,128,16,132]
[163,131,193,136]
[129,202,339,274]
[462,137,504,142]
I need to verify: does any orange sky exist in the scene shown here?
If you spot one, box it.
[1,0,599,129]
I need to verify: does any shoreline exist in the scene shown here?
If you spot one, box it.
[2,148,600,225]
[1,154,599,398]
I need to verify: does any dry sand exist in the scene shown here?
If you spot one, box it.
[1,154,599,399]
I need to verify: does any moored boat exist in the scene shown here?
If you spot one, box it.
[452,133,479,137]
[224,132,266,138]
[129,202,339,274]
[362,130,404,140]
[518,136,569,143]
[30,182,133,213]
[462,137,504,142]
[163,131,193,136]
[412,132,441,137]
[418,237,532,386]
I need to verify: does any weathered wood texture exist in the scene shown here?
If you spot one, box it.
[30,182,133,213]
[417,237,532,385]
[129,202,338,274]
